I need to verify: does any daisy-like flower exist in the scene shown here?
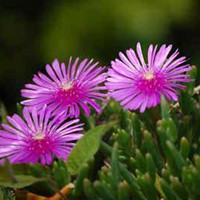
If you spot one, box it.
[21,58,106,118]
[0,106,83,165]
[106,43,192,112]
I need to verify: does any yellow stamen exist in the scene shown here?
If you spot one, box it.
[34,132,45,140]
[144,72,154,80]
[62,82,73,91]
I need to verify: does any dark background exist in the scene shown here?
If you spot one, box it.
[0,0,200,112]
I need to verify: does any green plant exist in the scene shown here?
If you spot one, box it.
[0,66,200,200]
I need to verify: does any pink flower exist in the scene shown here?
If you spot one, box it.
[0,106,83,165]
[21,58,107,118]
[106,43,192,112]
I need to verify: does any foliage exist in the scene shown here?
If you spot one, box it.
[0,66,199,199]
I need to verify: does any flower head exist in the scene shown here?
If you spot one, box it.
[0,106,83,165]
[21,58,107,118]
[106,43,192,112]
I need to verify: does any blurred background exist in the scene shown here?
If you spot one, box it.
[0,0,200,112]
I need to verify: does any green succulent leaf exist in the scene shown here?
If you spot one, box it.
[161,96,170,120]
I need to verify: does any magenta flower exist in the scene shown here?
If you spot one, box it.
[21,58,106,118]
[106,43,192,112]
[0,106,83,165]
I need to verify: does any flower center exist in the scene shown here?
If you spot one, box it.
[62,82,73,91]
[137,71,166,95]
[28,133,55,155]
[144,72,154,80]
[53,81,85,106]
[34,131,45,140]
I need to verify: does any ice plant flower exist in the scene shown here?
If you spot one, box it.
[106,43,192,112]
[21,58,106,118]
[0,106,83,165]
